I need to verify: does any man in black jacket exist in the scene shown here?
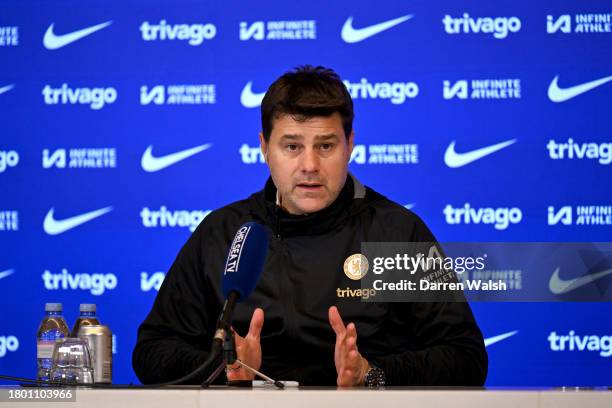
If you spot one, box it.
[132,65,488,387]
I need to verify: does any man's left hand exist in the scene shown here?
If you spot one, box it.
[328,306,370,387]
[227,308,264,381]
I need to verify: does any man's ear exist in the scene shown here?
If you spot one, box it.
[347,130,355,158]
[259,132,268,163]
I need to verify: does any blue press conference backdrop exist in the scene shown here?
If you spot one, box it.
[1,0,611,386]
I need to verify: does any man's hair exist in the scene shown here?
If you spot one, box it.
[260,65,354,142]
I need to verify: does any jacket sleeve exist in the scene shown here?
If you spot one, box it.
[132,226,222,384]
[369,301,488,386]
[369,211,488,386]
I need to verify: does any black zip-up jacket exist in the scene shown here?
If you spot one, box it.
[132,175,488,386]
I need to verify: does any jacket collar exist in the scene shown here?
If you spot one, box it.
[250,173,366,237]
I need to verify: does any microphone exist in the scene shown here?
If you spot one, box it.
[216,222,269,334]
[202,222,281,388]
[123,223,270,389]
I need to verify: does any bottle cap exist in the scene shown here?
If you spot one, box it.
[45,303,63,312]
[79,303,96,313]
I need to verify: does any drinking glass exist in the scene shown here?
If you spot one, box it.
[50,337,94,384]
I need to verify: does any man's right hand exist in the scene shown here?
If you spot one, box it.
[226,308,264,381]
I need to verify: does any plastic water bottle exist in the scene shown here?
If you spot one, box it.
[71,304,101,337]
[36,303,70,381]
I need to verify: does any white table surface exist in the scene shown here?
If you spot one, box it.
[1,386,611,408]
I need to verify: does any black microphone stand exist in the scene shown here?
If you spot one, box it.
[201,304,284,389]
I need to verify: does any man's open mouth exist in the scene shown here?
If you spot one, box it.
[296,183,323,190]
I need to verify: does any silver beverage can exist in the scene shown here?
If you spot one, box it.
[78,325,112,383]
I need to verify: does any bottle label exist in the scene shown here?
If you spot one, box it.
[37,341,56,359]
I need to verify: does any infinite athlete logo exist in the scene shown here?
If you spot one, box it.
[140,84,216,105]
[0,26,18,47]
[240,20,316,41]
[443,79,521,100]
[0,210,18,231]
[350,144,419,165]
[547,13,612,35]
[42,148,117,169]
[141,272,166,292]
[548,205,612,226]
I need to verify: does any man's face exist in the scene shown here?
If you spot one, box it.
[260,112,354,215]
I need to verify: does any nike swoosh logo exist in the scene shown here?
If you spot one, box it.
[444,139,517,168]
[0,84,15,95]
[341,15,413,43]
[141,143,212,172]
[484,330,518,347]
[549,267,612,295]
[548,74,612,103]
[240,82,266,108]
[43,21,113,50]
[44,207,113,235]
[0,269,15,281]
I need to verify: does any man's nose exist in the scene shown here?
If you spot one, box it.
[300,147,320,173]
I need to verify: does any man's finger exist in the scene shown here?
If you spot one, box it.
[248,308,264,339]
[344,323,358,350]
[328,306,346,336]
[339,339,356,368]
[345,333,358,349]
[346,322,358,340]
[231,327,245,342]
[233,332,244,352]
[339,368,354,387]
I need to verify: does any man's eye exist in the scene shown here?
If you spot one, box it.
[321,143,333,151]
[286,144,298,151]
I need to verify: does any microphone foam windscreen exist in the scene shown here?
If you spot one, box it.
[222,222,269,300]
